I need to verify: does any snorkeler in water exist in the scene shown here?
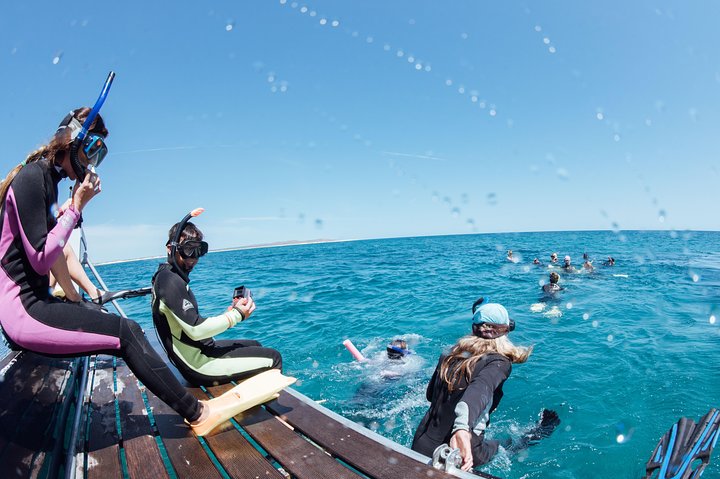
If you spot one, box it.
[386,338,412,360]
[562,255,577,273]
[603,256,616,266]
[542,272,563,295]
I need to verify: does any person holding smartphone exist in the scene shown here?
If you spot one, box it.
[150,219,282,386]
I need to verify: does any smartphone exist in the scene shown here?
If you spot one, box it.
[233,286,252,299]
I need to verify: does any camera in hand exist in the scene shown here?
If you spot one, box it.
[233,285,252,299]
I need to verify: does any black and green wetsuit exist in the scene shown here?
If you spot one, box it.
[151,262,282,386]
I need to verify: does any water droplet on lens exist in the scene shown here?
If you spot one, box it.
[534,25,542,32]
[583,313,590,320]
[397,50,404,57]
[592,320,599,328]
[315,218,323,229]
[319,18,327,25]
[556,168,569,180]
[52,52,63,65]
[566,302,573,310]
[710,315,716,325]
[312,360,319,368]
[451,207,460,218]
[300,6,307,13]
[549,46,556,53]
[658,209,666,223]
[225,20,234,31]
[487,193,497,205]
[607,334,614,342]
[596,112,604,120]
[616,434,625,443]
[331,20,339,27]
[543,37,550,44]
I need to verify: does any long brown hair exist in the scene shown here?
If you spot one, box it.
[439,334,533,393]
[0,107,108,207]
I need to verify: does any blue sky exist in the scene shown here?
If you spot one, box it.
[1,1,718,262]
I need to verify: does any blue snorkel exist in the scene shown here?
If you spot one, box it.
[69,71,115,180]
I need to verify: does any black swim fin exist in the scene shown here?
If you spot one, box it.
[644,408,720,479]
[506,409,561,452]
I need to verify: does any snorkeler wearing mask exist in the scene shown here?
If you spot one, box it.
[150,216,282,387]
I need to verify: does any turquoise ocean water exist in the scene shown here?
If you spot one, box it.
[8,230,720,478]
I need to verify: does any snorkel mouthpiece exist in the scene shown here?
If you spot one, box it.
[70,71,115,180]
[170,208,205,282]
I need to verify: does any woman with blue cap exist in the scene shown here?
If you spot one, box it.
[412,300,542,471]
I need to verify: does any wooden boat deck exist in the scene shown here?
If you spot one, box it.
[0,349,498,479]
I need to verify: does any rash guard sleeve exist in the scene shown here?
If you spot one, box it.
[154,268,243,341]
[452,356,511,435]
[7,167,79,275]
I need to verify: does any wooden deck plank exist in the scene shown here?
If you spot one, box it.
[86,356,122,478]
[188,389,286,479]
[144,389,223,479]
[207,384,362,479]
[0,352,72,478]
[266,390,500,479]
[115,361,170,479]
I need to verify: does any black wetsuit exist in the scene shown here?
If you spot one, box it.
[412,352,511,466]
[0,159,200,421]
[542,283,562,294]
[151,262,281,386]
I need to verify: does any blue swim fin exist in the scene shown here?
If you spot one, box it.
[644,408,720,479]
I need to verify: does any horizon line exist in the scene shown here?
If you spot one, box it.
[89,228,715,267]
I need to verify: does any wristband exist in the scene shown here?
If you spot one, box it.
[232,305,245,321]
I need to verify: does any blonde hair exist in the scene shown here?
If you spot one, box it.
[439,334,533,393]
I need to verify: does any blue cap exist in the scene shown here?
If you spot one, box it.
[472,303,510,326]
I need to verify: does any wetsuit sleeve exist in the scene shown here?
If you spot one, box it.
[154,270,243,341]
[452,357,511,435]
[7,176,80,275]
[426,365,440,401]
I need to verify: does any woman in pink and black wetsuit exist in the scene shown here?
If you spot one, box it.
[0,107,248,435]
